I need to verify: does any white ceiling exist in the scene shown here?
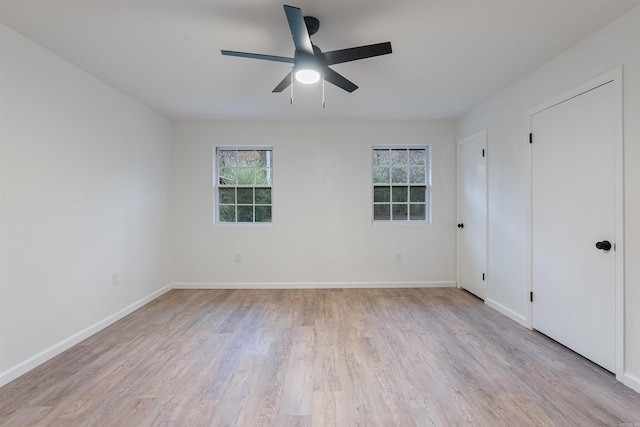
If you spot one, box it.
[1,0,639,120]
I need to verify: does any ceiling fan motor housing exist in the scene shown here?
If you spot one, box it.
[295,50,323,72]
[304,16,320,36]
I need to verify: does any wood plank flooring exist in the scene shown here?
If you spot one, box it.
[1,288,639,426]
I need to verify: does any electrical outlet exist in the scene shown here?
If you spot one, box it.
[395,253,402,262]
[112,272,119,286]
[234,253,242,263]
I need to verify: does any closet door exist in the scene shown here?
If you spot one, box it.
[531,81,617,372]
[458,131,487,300]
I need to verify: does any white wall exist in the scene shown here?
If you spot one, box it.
[0,24,173,385]
[457,6,640,391]
[172,120,457,287]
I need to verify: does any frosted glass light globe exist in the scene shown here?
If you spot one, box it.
[295,69,320,84]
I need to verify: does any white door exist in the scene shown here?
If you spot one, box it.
[458,131,487,300]
[531,81,617,372]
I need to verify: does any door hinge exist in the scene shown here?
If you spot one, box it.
[530,291,534,302]
[482,149,485,157]
[529,133,533,144]
[482,273,485,281]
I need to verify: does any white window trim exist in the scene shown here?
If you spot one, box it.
[214,146,274,225]
[371,144,432,224]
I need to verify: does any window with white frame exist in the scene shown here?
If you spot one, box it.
[216,147,272,223]
[372,146,430,222]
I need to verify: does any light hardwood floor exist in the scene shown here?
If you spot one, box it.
[1,288,639,426]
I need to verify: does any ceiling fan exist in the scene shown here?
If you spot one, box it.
[221,4,392,94]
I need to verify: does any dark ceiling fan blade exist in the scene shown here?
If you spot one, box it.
[272,72,292,93]
[221,50,294,63]
[323,67,358,93]
[323,42,392,65]
[283,5,314,55]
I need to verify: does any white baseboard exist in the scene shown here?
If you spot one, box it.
[172,281,457,290]
[0,283,172,388]
[485,298,528,328]
[623,372,640,393]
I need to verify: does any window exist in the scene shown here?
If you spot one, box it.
[216,147,272,223]
[372,146,430,222]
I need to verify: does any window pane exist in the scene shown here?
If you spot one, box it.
[392,204,408,220]
[409,149,426,165]
[237,206,254,222]
[255,206,272,223]
[391,167,407,183]
[409,167,426,184]
[374,204,390,221]
[391,149,408,165]
[237,188,253,204]
[255,168,269,185]
[373,186,390,203]
[237,168,255,185]
[220,205,236,222]
[219,168,236,185]
[237,150,258,166]
[219,188,235,204]
[410,186,426,203]
[392,186,408,203]
[410,204,426,220]
[255,188,271,204]
[373,149,390,166]
[373,166,389,184]
[256,150,269,167]
[218,150,237,168]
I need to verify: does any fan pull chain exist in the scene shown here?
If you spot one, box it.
[290,70,294,105]
[322,73,325,108]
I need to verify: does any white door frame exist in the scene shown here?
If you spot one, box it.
[457,129,489,297]
[527,67,624,380]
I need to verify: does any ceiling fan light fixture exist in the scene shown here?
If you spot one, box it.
[221,5,392,95]
[295,68,321,84]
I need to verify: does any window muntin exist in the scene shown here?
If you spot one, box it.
[216,148,272,223]
[373,146,430,222]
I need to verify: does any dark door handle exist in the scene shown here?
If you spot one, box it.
[457,223,464,229]
[595,240,612,251]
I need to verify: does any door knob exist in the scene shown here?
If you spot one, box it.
[457,223,464,229]
[595,240,612,251]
